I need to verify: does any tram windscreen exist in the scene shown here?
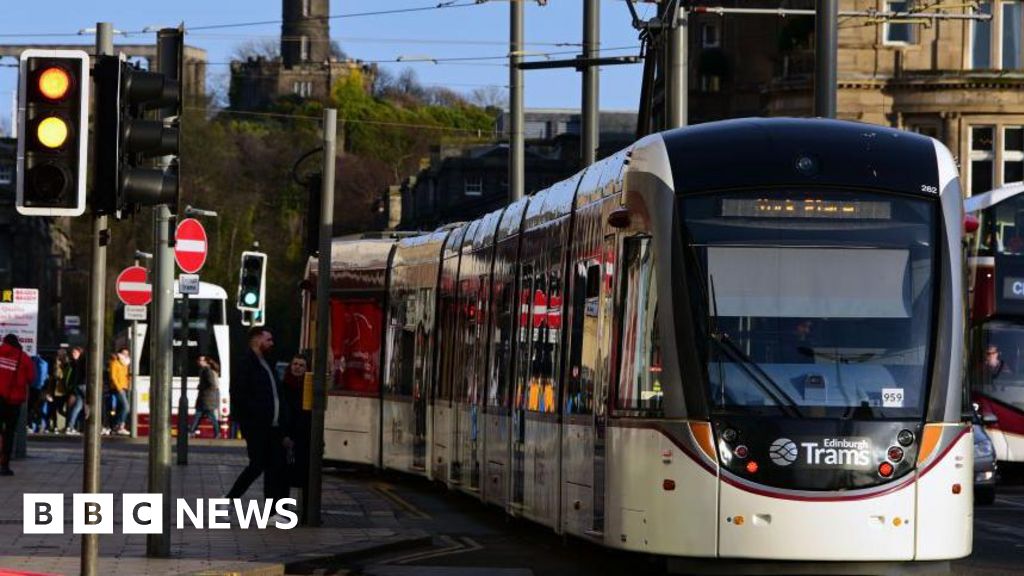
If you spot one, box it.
[137,298,224,377]
[681,190,935,418]
[972,324,1024,393]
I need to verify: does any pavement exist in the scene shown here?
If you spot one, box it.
[0,437,430,576]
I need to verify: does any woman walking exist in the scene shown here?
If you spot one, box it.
[190,355,222,438]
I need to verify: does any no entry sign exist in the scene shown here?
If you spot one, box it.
[116,266,152,306]
[175,218,208,274]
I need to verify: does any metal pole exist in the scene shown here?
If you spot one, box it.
[582,0,599,166]
[130,317,138,437]
[509,0,524,202]
[147,27,179,557]
[81,22,112,576]
[304,108,336,526]
[667,3,687,129]
[815,0,838,118]
[176,293,189,464]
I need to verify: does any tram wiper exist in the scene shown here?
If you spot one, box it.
[711,333,803,418]
[708,274,802,418]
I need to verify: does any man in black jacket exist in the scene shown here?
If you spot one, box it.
[226,327,293,508]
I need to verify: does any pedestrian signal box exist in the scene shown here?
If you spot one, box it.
[16,50,90,216]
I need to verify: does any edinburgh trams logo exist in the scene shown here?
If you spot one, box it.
[769,438,799,466]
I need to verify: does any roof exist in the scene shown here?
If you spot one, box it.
[965,182,1024,213]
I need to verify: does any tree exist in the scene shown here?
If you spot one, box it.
[233,38,280,61]
[469,85,508,111]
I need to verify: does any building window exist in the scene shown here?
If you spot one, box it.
[1003,1,1023,68]
[292,81,313,97]
[971,126,996,195]
[909,124,940,139]
[884,1,916,45]
[464,176,483,197]
[701,23,720,48]
[301,0,310,17]
[974,2,993,68]
[300,36,309,61]
[1005,126,1024,184]
[0,163,12,185]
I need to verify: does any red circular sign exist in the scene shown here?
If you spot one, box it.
[116,266,152,306]
[174,218,208,274]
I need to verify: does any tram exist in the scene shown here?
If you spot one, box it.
[305,118,971,570]
[966,183,1024,463]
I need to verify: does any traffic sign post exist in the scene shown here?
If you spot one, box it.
[116,263,152,440]
[173,218,206,466]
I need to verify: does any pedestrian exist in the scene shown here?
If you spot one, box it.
[65,346,86,434]
[226,327,294,515]
[0,334,36,476]
[109,347,131,435]
[28,353,49,433]
[282,354,309,488]
[190,355,221,438]
[48,348,70,433]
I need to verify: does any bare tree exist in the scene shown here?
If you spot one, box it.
[469,85,508,110]
[233,38,280,61]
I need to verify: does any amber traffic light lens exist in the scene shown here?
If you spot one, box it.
[38,67,71,101]
[37,117,69,149]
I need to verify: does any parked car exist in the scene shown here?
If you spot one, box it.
[973,404,998,505]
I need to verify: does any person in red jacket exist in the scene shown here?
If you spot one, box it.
[0,334,36,476]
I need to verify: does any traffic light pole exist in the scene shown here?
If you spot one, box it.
[304,108,336,526]
[81,22,112,576]
[146,27,181,557]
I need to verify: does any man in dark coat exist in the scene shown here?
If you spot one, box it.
[226,327,293,508]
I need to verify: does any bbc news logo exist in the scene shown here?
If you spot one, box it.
[23,494,298,534]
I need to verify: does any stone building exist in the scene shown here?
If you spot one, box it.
[230,0,375,111]
[688,0,1024,196]
[397,109,638,230]
[0,138,72,351]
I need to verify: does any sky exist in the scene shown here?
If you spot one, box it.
[0,0,659,133]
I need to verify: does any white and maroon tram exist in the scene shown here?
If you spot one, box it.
[966,183,1024,463]
[304,118,972,571]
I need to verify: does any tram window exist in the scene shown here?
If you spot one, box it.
[979,190,1024,255]
[566,261,600,415]
[514,266,534,411]
[329,299,383,395]
[490,279,514,408]
[617,236,663,414]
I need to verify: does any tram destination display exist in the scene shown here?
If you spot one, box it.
[721,197,892,219]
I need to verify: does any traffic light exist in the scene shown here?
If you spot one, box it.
[237,251,267,312]
[16,49,90,216]
[94,29,182,218]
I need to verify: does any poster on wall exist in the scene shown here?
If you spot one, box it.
[0,288,39,355]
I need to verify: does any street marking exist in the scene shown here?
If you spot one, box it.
[382,535,484,565]
[373,482,431,520]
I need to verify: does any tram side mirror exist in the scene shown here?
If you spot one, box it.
[964,214,980,234]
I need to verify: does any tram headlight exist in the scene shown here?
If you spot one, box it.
[897,429,915,447]
[878,461,895,478]
[887,446,904,463]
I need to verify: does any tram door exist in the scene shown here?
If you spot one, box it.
[511,266,534,511]
[593,234,616,534]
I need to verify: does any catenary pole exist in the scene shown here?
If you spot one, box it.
[81,22,112,576]
[667,2,687,129]
[509,0,524,201]
[582,0,599,166]
[304,108,336,526]
[815,0,838,118]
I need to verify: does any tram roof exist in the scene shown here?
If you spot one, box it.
[964,183,1024,213]
[659,117,939,197]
